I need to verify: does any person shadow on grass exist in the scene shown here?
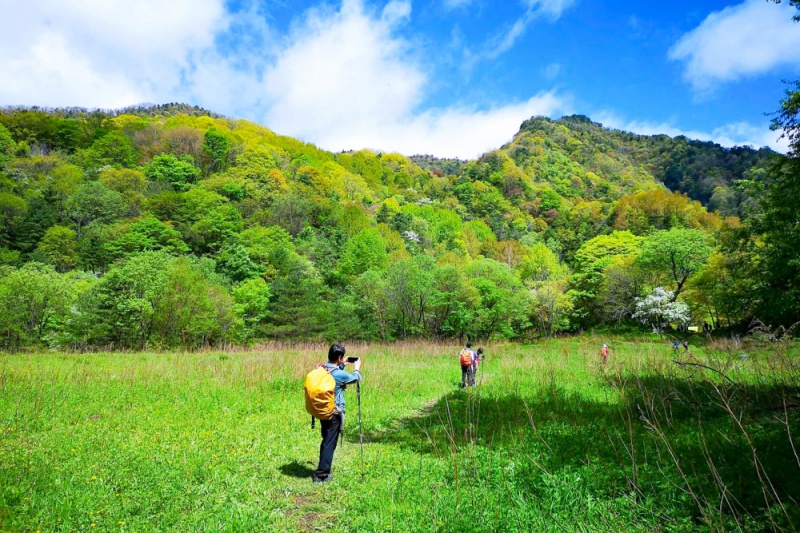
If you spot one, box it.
[279,460,316,478]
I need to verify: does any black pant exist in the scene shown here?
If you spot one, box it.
[461,365,474,387]
[314,413,342,480]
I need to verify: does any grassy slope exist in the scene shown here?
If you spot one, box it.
[1,337,798,532]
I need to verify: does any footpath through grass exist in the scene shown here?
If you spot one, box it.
[1,336,799,532]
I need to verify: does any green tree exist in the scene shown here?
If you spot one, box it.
[0,123,15,169]
[104,216,189,260]
[232,277,272,339]
[0,263,76,347]
[202,129,230,173]
[464,258,531,339]
[338,228,388,277]
[215,242,262,283]
[89,251,175,348]
[145,154,200,191]
[35,225,78,272]
[569,231,643,325]
[0,192,27,247]
[75,131,138,169]
[66,181,129,237]
[636,228,713,301]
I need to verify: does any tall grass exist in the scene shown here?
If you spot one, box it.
[1,335,798,531]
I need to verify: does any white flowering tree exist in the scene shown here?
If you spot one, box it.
[632,287,690,336]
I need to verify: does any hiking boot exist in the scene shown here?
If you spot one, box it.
[312,474,332,483]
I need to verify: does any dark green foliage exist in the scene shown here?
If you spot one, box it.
[202,128,230,174]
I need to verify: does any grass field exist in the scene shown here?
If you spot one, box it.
[1,336,799,532]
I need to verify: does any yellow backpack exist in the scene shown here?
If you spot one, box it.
[304,365,336,423]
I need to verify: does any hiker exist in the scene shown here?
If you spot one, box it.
[473,348,484,380]
[672,339,680,352]
[600,344,609,364]
[682,340,689,353]
[460,343,475,387]
[312,343,362,483]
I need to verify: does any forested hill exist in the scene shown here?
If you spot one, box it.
[415,115,773,218]
[0,105,785,348]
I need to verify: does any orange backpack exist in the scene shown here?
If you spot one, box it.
[459,349,473,366]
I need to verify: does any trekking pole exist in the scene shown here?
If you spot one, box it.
[357,381,364,477]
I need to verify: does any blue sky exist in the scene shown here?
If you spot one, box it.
[1,0,799,157]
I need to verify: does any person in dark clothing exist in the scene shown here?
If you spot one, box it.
[312,343,362,483]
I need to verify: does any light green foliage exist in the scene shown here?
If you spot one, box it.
[0,247,20,266]
[518,243,573,336]
[636,228,713,300]
[0,263,77,347]
[214,242,262,283]
[104,216,189,260]
[74,131,138,169]
[232,277,272,337]
[0,123,15,168]
[569,231,643,324]
[465,258,531,339]
[79,251,237,348]
[35,225,78,271]
[145,154,200,191]
[0,106,780,343]
[89,251,176,348]
[239,225,297,277]
[338,228,388,277]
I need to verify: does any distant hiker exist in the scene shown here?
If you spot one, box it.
[600,344,609,364]
[308,343,362,483]
[683,340,689,353]
[672,340,680,352]
[460,343,475,387]
[473,347,484,380]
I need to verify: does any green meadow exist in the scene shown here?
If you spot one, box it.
[1,336,799,532]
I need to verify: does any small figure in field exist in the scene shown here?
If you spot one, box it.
[600,344,609,364]
[683,340,689,353]
[672,339,680,352]
[460,343,475,387]
[473,347,484,381]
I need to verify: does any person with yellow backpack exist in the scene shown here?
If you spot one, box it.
[305,343,363,483]
[460,342,475,387]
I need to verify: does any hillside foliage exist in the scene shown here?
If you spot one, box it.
[0,105,796,348]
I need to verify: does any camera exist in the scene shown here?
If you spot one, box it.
[346,356,360,363]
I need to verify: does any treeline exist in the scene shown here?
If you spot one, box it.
[0,103,796,349]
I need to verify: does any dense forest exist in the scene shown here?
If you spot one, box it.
[0,99,797,349]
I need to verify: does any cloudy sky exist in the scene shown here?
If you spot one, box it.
[1,0,799,158]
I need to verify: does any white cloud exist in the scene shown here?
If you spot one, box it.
[485,0,576,59]
[0,0,570,158]
[543,62,561,80]
[0,0,228,108]
[594,111,788,153]
[670,0,800,92]
[443,0,472,9]
[259,1,570,157]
